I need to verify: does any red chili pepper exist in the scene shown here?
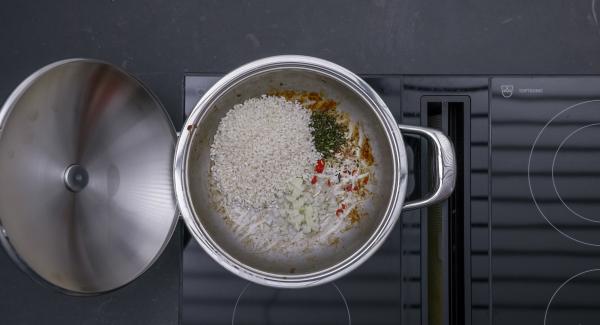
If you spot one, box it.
[311,176,318,184]
[353,185,359,191]
[336,208,344,217]
[345,184,353,192]
[315,159,325,173]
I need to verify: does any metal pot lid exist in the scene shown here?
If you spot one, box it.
[0,59,178,294]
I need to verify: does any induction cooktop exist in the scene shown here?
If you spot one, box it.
[182,75,600,325]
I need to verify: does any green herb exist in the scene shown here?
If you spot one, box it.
[309,111,347,158]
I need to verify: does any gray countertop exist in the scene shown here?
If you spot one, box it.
[2,1,600,125]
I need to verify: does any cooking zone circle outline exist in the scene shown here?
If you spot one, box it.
[231,282,351,325]
[528,100,600,246]
[551,122,600,223]
[544,268,600,325]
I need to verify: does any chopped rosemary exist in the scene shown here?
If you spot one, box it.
[309,111,347,158]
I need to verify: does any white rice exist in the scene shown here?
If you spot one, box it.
[209,95,372,256]
[210,95,321,209]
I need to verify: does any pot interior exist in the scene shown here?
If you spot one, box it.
[185,67,400,277]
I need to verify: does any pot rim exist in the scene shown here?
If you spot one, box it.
[174,55,408,288]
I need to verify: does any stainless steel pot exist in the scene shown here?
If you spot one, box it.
[0,56,454,294]
[174,55,456,288]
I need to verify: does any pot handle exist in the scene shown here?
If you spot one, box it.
[398,124,456,210]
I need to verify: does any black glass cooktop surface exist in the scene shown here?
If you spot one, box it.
[182,75,416,325]
[490,77,600,325]
[181,75,600,324]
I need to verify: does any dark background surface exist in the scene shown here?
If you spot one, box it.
[2,1,600,125]
[1,1,600,324]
